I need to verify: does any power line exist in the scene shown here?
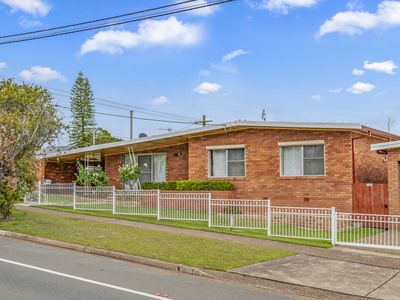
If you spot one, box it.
[50,89,198,122]
[0,0,200,39]
[0,74,199,122]
[0,0,234,46]
[55,104,201,125]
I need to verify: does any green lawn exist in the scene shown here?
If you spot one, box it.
[33,205,333,248]
[0,210,294,271]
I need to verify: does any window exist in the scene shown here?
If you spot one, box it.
[209,148,245,177]
[281,144,324,176]
[123,153,166,183]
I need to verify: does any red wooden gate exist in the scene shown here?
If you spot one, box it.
[352,183,389,215]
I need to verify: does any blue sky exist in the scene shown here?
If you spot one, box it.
[1,0,400,143]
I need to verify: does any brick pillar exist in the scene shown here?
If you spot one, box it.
[105,154,123,189]
[387,150,400,215]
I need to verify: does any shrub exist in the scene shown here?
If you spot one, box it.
[141,180,234,191]
[0,184,23,220]
[119,164,142,189]
[75,162,108,187]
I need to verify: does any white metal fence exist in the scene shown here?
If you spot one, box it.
[159,193,210,221]
[24,182,75,206]
[210,199,270,229]
[23,183,400,250]
[335,212,400,250]
[113,190,159,216]
[74,186,114,211]
[269,206,333,240]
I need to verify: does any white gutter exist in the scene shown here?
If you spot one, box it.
[371,140,400,151]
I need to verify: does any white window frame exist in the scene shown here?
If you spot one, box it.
[279,141,325,177]
[124,153,167,182]
[207,146,246,178]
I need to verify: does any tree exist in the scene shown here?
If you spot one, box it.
[69,72,96,148]
[0,79,62,219]
[93,128,122,145]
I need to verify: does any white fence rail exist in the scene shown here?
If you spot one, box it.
[74,186,114,211]
[24,182,75,206]
[269,206,333,240]
[159,193,210,221]
[336,213,400,250]
[23,183,400,250]
[210,199,269,229]
[113,190,159,216]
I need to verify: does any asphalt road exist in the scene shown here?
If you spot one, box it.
[0,237,297,300]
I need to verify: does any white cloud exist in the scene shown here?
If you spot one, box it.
[80,17,202,55]
[352,68,364,76]
[260,0,319,14]
[194,82,222,94]
[18,16,42,27]
[221,49,249,63]
[19,66,66,82]
[347,82,376,94]
[1,0,50,16]
[150,96,170,106]
[329,88,343,93]
[346,0,364,11]
[182,0,220,16]
[363,60,397,74]
[318,1,400,37]
[0,62,6,69]
[311,94,321,100]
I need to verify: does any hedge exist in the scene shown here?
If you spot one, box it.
[141,180,234,191]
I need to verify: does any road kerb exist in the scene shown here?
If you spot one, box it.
[0,230,211,278]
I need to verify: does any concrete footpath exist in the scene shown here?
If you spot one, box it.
[15,205,400,299]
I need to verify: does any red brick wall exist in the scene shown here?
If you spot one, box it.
[44,161,76,183]
[353,135,388,183]
[188,128,354,211]
[387,150,400,215]
[105,154,123,188]
[104,143,189,189]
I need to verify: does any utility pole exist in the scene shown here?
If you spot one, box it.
[388,115,391,133]
[195,115,212,127]
[130,110,134,139]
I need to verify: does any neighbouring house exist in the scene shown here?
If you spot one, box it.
[36,121,399,212]
[371,141,400,215]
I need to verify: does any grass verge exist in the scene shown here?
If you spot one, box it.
[34,205,333,248]
[0,210,294,271]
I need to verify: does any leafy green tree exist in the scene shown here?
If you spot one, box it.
[69,72,96,148]
[92,127,122,145]
[0,79,62,219]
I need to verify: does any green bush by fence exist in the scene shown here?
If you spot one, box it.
[141,180,234,191]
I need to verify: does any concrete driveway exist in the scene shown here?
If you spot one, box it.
[231,254,400,299]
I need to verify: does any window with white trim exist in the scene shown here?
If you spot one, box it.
[123,153,166,183]
[209,148,245,177]
[280,144,324,176]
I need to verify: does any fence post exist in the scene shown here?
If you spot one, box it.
[112,186,116,214]
[37,181,42,205]
[157,190,160,220]
[208,193,212,227]
[267,199,271,236]
[73,183,76,209]
[331,207,336,246]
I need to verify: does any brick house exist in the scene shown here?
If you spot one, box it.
[37,121,398,212]
[371,141,400,215]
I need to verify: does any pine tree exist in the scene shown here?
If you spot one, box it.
[69,72,96,147]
